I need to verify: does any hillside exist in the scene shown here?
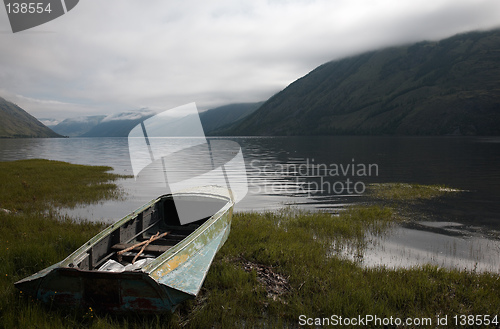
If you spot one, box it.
[224,29,500,136]
[0,97,61,138]
[200,102,263,134]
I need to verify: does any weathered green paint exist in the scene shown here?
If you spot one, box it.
[158,226,229,296]
[146,202,232,281]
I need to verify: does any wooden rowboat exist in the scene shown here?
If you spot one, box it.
[14,187,234,313]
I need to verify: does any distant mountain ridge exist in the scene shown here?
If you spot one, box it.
[49,115,106,137]
[79,109,155,137]
[48,102,263,137]
[223,29,500,136]
[0,97,61,138]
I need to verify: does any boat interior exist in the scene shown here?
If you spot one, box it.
[67,195,229,271]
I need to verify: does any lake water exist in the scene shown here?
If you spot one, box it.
[1,136,500,272]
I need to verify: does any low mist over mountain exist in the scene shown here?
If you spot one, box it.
[39,118,60,127]
[79,109,155,137]
[224,29,500,136]
[45,110,155,137]
[0,97,61,138]
[49,115,106,137]
[47,102,262,137]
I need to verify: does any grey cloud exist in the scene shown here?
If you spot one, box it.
[0,0,499,120]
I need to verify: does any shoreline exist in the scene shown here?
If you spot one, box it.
[59,179,500,274]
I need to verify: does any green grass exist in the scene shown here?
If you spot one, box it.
[367,183,461,201]
[0,159,127,328]
[1,160,499,328]
[0,159,129,212]
[186,209,500,328]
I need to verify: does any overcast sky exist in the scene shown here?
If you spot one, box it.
[0,0,499,120]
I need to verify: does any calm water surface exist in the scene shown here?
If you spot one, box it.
[1,136,500,272]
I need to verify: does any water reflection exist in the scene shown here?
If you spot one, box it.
[344,222,500,273]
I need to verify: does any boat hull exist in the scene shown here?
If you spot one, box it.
[15,189,233,313]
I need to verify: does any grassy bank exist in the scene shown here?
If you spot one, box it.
[0,159,128,212]
[0,159,128,328]
[367,183,461,202]
[1,160,499,328]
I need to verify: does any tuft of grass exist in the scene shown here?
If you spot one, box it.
[367,182,462,201]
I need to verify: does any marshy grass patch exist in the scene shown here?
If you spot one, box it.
[0,159,125,328]
[367,182,462,202]
[0,159,130,212]
[180,208,500,328]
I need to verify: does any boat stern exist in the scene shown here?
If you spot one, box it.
[24,267,190,314]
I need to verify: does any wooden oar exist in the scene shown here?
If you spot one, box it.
[132,232,159,264]
[117,231,169,262]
